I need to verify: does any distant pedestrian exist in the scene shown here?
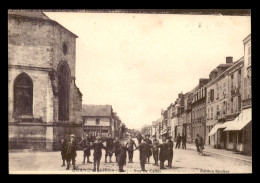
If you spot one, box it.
[116,141,127,172]
[65,134,77,170]
[152,135,159,166]
[144,134,152,163]
[105,133,114,163]
[134,138,150,172]
[113,137,121,163]
[157,137,168,169]
[175,133,181,149]
[125,135,137,163]
[90,136,106,172]
[166,136,174,168]
[137,133,143,145]
[60,137,66,167]
[182,134,186,149]
[198,136,204,156]
[195,134,200,155]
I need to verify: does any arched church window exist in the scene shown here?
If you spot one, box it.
[58,63,70,121]
[13,73,33,117]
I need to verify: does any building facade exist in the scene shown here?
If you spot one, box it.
[191,79,209,143]
[82,105,120,138]
[183,92,193,143]
[141,124,153,136]
[223,34,251,155]
[8,11,83,151]
[206,57,237,148]
[240,34,252,155]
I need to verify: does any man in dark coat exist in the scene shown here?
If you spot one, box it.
[65,134,77,170]
[105,133,114,163]
[60,137,66,167]
[90,136,106,172]
[167,136,174,168]
[157,137,168,169]
[152,135,159,166]
[136,133,143,145]
[144,134,152,163]
[182,134,186,149]
[195,134,200,155]
[113,137,121,163]
[198,136,204,156]
[125,135,137,163]
[134,138,150,172]
[78,133,94,164]
[116,141,127,172]
[175,133,181,149]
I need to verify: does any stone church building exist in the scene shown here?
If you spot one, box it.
[8,10,83,151]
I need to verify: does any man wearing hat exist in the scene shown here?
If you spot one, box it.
[105,133,114,163]
[78,133,94,164]
[134,138,150,172]
[90,136,106,172]
[167,136,174,168]
[65,134,77,170]
[113,137,121,163]
[157,136,168,169]
[144,134,152,164]
[136,133,143,145]
[116,141,128,172]
[60,137,67,167]
[152,135,159,166]
[125,135,137,163]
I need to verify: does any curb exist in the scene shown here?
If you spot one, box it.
[203,150,252,164]
[187,146,252,164]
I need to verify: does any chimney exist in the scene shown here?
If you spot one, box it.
[226,57,233,63]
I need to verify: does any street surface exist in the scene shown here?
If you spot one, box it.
[9,138,252,174]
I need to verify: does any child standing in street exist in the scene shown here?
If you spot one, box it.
[90,136,106,172]
[116,141,127,172]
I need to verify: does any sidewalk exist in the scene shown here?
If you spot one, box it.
[185,143,252,164]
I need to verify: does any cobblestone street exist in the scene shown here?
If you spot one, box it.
[9,138,252,174]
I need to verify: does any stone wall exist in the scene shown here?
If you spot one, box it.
[8,15,53,68]
[8,12,82,151]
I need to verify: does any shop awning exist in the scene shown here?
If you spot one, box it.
[208,123,223,136]
[224,108,252,131]
[159,130,167,135]
[208,120,238,136]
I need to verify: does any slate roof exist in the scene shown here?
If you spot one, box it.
[217,62,235,68]
[82,104,112,117]
[8,10,52,21]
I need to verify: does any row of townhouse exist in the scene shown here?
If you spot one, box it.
[151,34,252,155]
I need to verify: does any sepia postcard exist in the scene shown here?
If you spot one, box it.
[8,9,252,174]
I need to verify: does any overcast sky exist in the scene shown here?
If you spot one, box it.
[44,12,250,130]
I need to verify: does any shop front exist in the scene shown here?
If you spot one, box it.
[83,126,111,138]
[208,121,232,149]
[224,108,252,154]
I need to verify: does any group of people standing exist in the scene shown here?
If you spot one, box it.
[136,133,174,171]
[60,133,138,172]
[60,132,205,172]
